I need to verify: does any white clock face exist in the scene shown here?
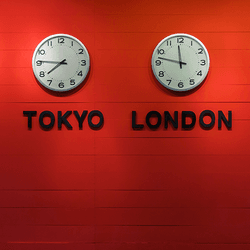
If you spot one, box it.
[32,34,90,92]
[151,33,210,92]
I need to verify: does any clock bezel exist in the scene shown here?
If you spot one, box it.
[32,33,90,92]
[151,33,210,92]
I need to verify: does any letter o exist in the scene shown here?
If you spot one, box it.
[39,111,55,129]
[88,110,104,129]
[199,110,215,129]
[146,111,162,129]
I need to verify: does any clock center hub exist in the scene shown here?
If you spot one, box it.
[43,46,79,81]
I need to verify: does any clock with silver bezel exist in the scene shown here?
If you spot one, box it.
[32,34,90,92]
[151,33,210,92]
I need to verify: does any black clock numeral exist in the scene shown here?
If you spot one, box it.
[159,71,164,77]
[166,80,171,85]
[79,49,84,54]
[200,60,206,66]
[167,40,172,46]
[81,60,86,66]
[47,80,52,86]
[155,60,161,66]
[47,40,52,46]
[178,82,184,88]
[197,70,202,76]
[38,49,45,55]
[157,49,165,55]
[177,37,184,43]
[190,79,195,85]
[198,48,203,54]
[36,60,42,66]
[70,79,76,85]
[58,82,64,88]
[58,37,65,44]
[78,71,83,76]
[39,71,45,77]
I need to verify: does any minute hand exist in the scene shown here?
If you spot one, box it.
[158,57,187,65]
[178,45,183,69]
[38,60,68,64]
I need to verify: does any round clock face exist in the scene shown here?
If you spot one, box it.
[151,33,210,92]
[32,34,90,92]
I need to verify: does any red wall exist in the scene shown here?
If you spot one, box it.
[1,0,250,249]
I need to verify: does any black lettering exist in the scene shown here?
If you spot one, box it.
[132,111,144,130]
[73,110,88,129]
[23,111,37,129]
[39,111,55,130]
[58,111,72,129]
[146,111,162,129]
[199,110,215,129]
[164,111,178,129]
[88,110,104,130]
[218,111,232,129]
[182,111,196,129]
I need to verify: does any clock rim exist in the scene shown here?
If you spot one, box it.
[151,33,210,92]
[32,33,90,92]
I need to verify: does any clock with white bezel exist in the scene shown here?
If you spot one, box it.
[32,34,90,92]
[151,33,210,92]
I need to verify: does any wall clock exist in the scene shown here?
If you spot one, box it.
[151,33,210,92]
[32,34,90,92]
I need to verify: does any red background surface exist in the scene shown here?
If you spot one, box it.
[1,0,250,249]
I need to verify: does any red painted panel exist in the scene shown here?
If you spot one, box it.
[95,188,250,209]
[1,0,250,249]
[0,191,94,208]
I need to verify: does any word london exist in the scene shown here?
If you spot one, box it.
[132,110,232,130]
